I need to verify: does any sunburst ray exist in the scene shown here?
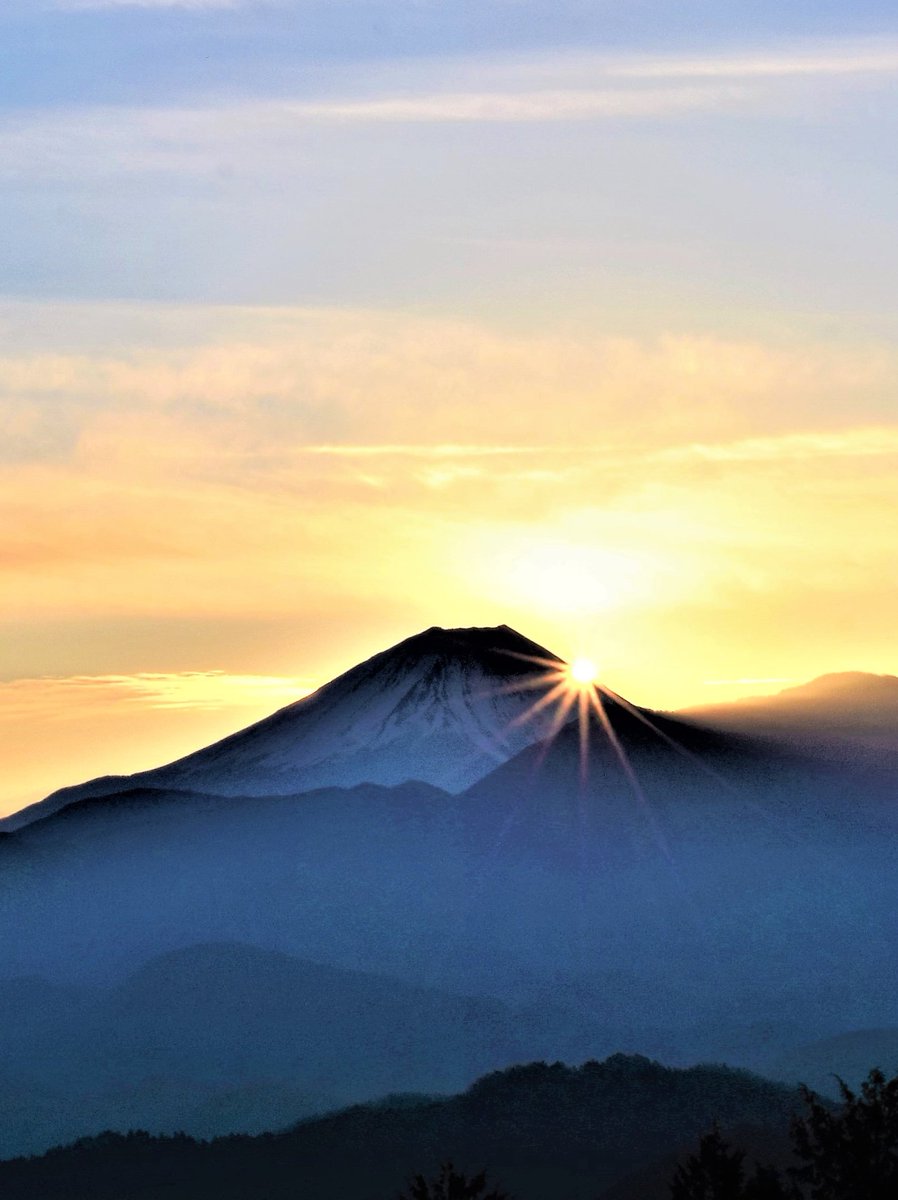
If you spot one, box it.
[504,678,570,729]
[532,686,579,770]
[593,681,813,846]
[596,682,735,792]
[475,670,567,700]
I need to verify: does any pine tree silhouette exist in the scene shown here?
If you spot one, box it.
[398,1161,512,1200]
[670,1067,898,1199]
[669,1126,793,1199]
[669,1123,748,1199]
[743,1163,796,1199]
[790,1068,898,1199]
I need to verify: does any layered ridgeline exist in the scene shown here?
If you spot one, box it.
[2,624,898,1158]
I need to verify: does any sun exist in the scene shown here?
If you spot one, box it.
[494,641,705,825]
[569,657,599,687]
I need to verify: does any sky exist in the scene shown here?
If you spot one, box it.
[3,1,898,815]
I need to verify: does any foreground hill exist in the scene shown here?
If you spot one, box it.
[0,1057,804,1200]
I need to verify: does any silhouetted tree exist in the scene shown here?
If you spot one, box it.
[669,1123,749,1199]
[398,1161,512,1200]
[743,1164,796,1200]
[671,1067,898,1199]
[790,1068,898,1199]
[670,1127,793,1199]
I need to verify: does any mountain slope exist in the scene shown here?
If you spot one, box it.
[3,625,565,831]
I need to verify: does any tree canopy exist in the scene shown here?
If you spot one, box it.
[670,1067,898,1200]
[398,1161,512,1200]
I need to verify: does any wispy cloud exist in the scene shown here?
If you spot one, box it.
[300,427,898,469]
[0,671,313,715]
[54,0,243,10]
[289,85,737,123]
[0,88,736,187]
[2,34,896,190]
[703,676,795,686]
[613,38,898,80]
[298,444,544,458]
[2,309,897,495]
[0,669,313,816]
[659,426,898,465]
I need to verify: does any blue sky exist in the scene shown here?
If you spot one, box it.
[9,3,898,108]
[2,0,898,322]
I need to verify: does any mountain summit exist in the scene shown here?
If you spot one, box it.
[6,624,566,829]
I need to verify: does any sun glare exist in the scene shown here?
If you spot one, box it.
[495,638,710,813]
[569,657,599,687]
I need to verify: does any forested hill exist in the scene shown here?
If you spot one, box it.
[0,1056,803,1200]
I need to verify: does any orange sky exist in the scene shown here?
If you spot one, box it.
[3,302,897,817]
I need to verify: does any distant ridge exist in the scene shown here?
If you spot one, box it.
[680,670,898,756]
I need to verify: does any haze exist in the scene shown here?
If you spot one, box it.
[3,0,898,815]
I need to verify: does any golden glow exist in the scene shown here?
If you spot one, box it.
[0,673,316,818]
[569,657,599,686]
[3,302,898,814]
[476,536,652,616]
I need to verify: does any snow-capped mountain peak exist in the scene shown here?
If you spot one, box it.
[6,624,568,829]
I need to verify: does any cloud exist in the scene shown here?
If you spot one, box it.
[2,308,895,469]
[0,670,312,816]
[0,33,894,200]
[297,444,543,458]
[0,88,737,189]
[54,0,243,10]
[288,85,738,123]
[0,670,313,716]
[613,38,898,80]
[1,303,897,719]
[658,426,898,466]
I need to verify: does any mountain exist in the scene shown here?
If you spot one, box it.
[0,1056,804,1200]
[3,696,896,1021]
[0,697,837,988]
[2,624,565,832]
[4,625,898,1160]
[680,671,898,757]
